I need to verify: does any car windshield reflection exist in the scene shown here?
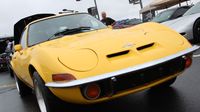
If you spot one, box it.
[28,13,107,46]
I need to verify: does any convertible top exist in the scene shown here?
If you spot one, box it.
[14,13,55,44]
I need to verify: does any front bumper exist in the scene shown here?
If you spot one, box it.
[46,45,199,104]
[46,45,200,88]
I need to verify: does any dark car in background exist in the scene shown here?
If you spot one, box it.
[0,53,8,71]
[0,39,8,72]
[152,6,192,23]
[113,18,142,29]
[0,38,7,53]
[0,37,13,72]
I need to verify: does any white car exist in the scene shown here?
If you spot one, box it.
[162,2,200,44]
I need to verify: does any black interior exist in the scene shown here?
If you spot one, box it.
[14,13,55,45]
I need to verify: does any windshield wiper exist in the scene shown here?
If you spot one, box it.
[47,26,91,41]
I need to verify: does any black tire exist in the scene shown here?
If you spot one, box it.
[33,72,63,112]
[14,73,31,97]
[8,67,14,77]
[193,19,200,44]
[151,77,177,89]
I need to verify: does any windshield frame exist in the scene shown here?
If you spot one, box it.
[27,13,107,47]
[152,8,177,23]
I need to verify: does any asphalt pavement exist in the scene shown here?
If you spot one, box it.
[0,49,199,112]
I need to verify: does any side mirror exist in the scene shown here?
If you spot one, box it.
[14,45,22,52]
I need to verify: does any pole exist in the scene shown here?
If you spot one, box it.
[186,1,188,5]
[94,0,100,20]
[179,0,181,6]
[138,0,143,21]
[139,0,143,9]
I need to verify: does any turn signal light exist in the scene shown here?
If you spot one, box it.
[84,83,101,100]
[52,73,76,82]
[184,56,192,68]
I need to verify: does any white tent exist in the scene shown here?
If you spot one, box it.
[151,0,189,7]
[140,5,157,14]
[140,0,190,13]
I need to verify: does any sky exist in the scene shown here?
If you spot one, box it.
[0,0,199,37]
[0,0,152,37]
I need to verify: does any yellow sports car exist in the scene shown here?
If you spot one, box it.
[11,13,199,112]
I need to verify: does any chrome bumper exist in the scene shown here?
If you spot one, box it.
[46,45,200,88]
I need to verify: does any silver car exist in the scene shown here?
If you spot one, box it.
[162,2,200,44]
[152,6,191,23]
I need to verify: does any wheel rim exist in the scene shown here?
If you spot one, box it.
[197,25,200,35]
[35,80,47,112]
[14,75,20,93]
[196,24,200,43]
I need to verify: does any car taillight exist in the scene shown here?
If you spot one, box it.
[83,83,101,100]
[184,56,192,68]
[52,73,76,82]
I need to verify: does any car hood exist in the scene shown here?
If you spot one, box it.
[38,22,189,73]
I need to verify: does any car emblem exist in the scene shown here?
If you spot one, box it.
[123,43,134,48]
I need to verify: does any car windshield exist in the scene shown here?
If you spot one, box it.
[28,13,107,46]
[152,9,176,23]
[183,2,200,16]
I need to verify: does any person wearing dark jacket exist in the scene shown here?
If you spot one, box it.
[101,12,116,26]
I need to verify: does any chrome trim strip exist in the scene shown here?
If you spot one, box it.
[46,45,200,88]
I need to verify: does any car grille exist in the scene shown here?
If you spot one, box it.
[81,57,186,99]
[112,57,185,93]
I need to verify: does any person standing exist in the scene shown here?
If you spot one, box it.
[5,39,13,54]
[101,12,116,26]
[5,40,12,52]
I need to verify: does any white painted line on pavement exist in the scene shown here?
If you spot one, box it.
[0,84,16,89]
[193,54,200,58]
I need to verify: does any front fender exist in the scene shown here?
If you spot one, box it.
[29,59,46,82]
[28,52,74,85]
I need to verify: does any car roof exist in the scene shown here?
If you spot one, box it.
[28,12,89,26]
[171,5,192,10]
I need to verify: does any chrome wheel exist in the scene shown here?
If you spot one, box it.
[14,75,20,93]
[35,80,47,112]
[33,72,60,112]
[13,73,31,97]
